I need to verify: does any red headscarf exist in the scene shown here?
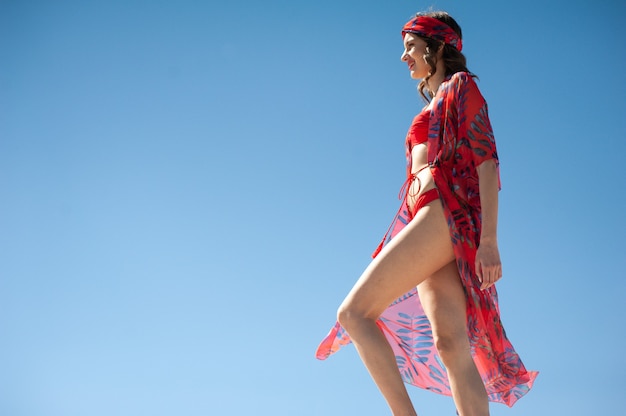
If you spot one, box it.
[402,15,463,52]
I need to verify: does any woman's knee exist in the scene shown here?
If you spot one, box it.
[433,330,470,361]
[336,300,376,330]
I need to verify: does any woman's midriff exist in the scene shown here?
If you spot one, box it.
[371,143,437,259]
[406,143,437,215]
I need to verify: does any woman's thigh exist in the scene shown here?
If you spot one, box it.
[340,200,455,319]
[417,261,468,349]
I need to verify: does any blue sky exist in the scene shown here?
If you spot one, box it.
[1,0,625,415]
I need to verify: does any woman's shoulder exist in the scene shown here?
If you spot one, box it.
[440,71,485,103]
[445,71,477,90]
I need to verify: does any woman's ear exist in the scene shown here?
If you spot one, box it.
[437,42,445,58]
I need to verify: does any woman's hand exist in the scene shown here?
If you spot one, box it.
[475,240,502,290]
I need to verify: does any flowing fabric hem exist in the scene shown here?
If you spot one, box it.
[316,319,539,407]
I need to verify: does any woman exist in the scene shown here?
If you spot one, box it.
[316,11,537,416]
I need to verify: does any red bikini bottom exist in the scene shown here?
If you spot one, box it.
[408,188,440,218]
[372,175,441,258]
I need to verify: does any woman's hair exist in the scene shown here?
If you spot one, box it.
[414,11,473,102]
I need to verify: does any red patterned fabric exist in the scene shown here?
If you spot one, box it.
[406,109,430,150]
[316,72,538,407]
[402,15,463,51]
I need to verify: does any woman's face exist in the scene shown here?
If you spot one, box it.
[400,33,429,80]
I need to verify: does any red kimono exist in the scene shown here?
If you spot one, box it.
[316,72,538,406]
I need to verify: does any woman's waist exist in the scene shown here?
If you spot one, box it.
[400,165,437,205]
[407,164,435,189]
[408,163,432,178]
[406,176,437,200]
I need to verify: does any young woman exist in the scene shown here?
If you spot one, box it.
[316,11,537,416]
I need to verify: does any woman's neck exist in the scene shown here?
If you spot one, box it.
[426,60,448,96]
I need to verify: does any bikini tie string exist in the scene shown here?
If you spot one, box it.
[372,166,429,258]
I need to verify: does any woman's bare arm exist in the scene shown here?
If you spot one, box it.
[475,159,502,290]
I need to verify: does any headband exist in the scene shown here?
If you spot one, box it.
[401,15,463,52]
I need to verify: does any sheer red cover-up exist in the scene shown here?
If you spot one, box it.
[316,72,537,407]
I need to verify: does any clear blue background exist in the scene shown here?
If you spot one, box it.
[1,0,625,415]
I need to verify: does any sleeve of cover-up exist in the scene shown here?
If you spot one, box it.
[454,73,499,170]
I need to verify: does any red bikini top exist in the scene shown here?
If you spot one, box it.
[406,109,430,150]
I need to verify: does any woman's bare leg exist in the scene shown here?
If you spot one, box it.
[417,262,489,416]
[337,201,455,416]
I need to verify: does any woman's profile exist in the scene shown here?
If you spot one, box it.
[316,11,538,416]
